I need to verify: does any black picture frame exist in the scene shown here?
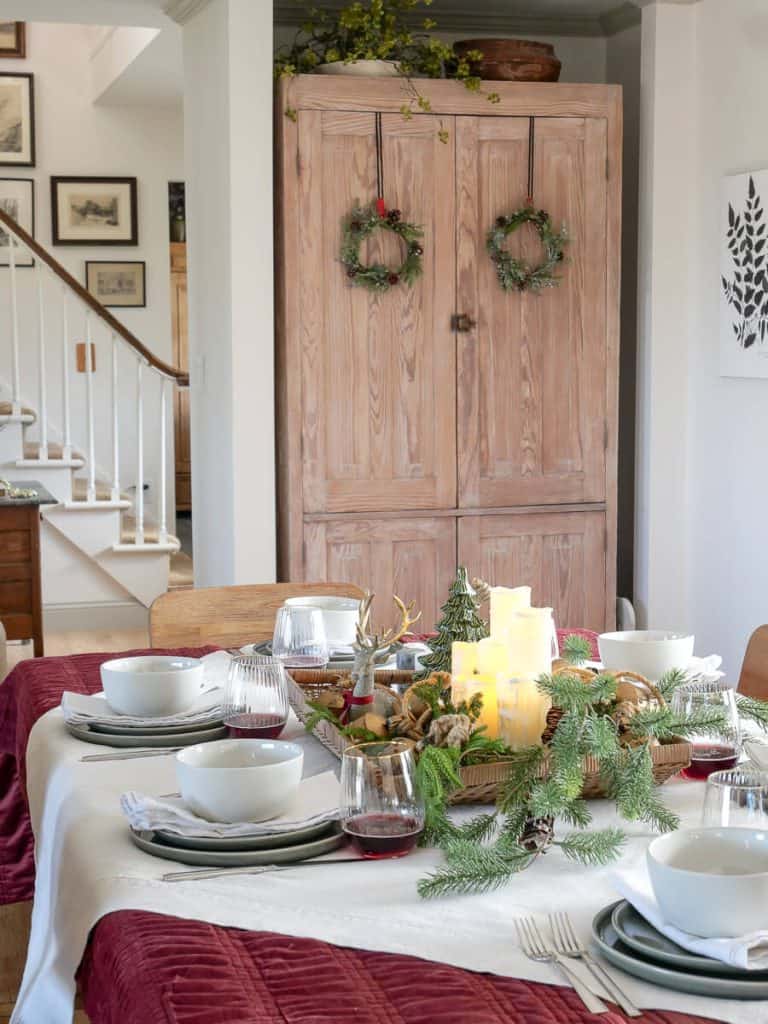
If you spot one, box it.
[0,71,34,167]
[51,176,138,246]
[0,176,35,267]
[85,260,146,308]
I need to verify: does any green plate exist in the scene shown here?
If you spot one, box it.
[66,721,228,748]
[154,817,338,852]
[89,718,224,736]
[593,902,768,999]
[131,820,345,867]
[611,901,767,978]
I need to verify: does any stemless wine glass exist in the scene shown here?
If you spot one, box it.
[224,654,289,739]
[340,741,425,859]
[702,769,768,828]
[673,680,741,781]
[272,605,329,668]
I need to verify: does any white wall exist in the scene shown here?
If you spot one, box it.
[0,21,183,519]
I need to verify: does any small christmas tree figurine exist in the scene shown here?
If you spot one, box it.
[415,566,488,679]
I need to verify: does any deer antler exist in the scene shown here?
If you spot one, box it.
[354,593,421,653]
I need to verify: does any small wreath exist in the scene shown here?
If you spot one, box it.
[340,202,424,292]
[486,206,568,292]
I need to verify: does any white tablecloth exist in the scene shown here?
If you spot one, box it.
[12,708,768,1024]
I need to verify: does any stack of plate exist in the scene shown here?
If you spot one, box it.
[241,640,395,670]
[593,901,768,999]
[66,717,228,749]
[131,819,344,868]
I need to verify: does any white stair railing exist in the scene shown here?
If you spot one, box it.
[0,206,188,547]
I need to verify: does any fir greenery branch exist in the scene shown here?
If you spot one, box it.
[602,745,679,833]
[554,828,626,866]
[736,693,768,731]
[496,746,546,814]
[656,667,689,701]
[626,705,728,742]
[561,634,593,666]
[303,702,380,742]
[417,842,532,899]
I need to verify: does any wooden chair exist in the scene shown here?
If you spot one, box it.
[149,582,364,650]
[737,625,768,701]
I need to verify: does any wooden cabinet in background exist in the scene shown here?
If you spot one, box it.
[276,78,621,630]
[170,243,191,511]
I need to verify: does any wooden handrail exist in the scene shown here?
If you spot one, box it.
[0,207,189,386]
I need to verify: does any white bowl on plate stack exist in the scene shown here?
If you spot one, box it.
[598,630,694,680]
[284,596,360,649]
[100,656,206,717]
[176,739,304,822]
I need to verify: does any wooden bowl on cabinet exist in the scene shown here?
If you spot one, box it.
[454,38,562,82]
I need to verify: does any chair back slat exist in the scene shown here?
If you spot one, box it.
[150,582,364,650]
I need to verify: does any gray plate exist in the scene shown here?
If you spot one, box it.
[131,820,345,867]
[66,721,228,748]
[593,902,768,999]
[242,641,394,669]
[154,817,337,852]
[89,718,224,736]
[611,901,766,978]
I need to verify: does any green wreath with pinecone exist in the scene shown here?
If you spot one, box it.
[340,202,424,293]
[487,206,568,293]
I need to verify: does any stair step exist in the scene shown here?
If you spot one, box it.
[0,401,35,424]
[19,441,84,468]
[120,515,181,550]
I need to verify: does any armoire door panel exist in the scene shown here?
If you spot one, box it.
[457,116,608,509]
[304,516,457,632]
[458,511,606,631]
[297,110,456,514]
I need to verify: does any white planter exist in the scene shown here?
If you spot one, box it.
[318,60,400,77]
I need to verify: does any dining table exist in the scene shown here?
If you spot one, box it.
[0,638,722,1024]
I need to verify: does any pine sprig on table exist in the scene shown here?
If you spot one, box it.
[735,693,768,731]
[602,745,680,833]
[561,634,593,666]
[626,705,728,741]
[418,841,532,900]
[554,828,626,866]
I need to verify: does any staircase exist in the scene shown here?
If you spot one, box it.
[0,208,189,619]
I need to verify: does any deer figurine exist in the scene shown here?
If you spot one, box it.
[348,592,421,721]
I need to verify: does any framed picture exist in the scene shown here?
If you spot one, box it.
[51,176,138,245]
[86,260,146,307]
[0,73,34,167]
[0,177,34,266]
[721,169,768,378]
[0,23,25,59]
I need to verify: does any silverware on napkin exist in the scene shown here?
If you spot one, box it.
[161,858,366,882]
[516,916,609,1015]
[80,747,183,763]
[549,911,641,1018]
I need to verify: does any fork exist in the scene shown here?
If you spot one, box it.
[549,911,641,1018]
[80,747,182,762]
[516,916,609,1014]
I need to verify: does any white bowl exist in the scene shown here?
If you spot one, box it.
[598,630,694,680]
[100,655,205,717]
[648,828,768,937]
[175,739,304,823]
[284,596,360,649]
[317,59,399,77]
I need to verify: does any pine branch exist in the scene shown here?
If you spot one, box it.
[527,779,572,819]
[657,667,689,701]
[417,842,532,899]
[736,693,768,731]
[549,709,586,800]
[555,798,592,829]
[536,673,595,712]
[460,730,514,764]
[561,634,592,666]
[602,744,679,832]
[555,828,625,866]
[627,705,728,741]
[583,713,620,760]
[496,746,545,814]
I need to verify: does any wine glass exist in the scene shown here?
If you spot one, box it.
[272,605,329,668]
[224,654,289,739]
[340,740,425,859]
[702,769,768,829]
[673,680,741,780]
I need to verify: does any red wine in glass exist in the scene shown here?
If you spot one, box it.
[225,713,286,740]
[682,743,739,780]
[343,813,423,859]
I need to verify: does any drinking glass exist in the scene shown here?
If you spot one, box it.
[224,654,289,739]
[340,741,425,859]
[702,769,768,829]
[272,605,329,668]
[673,680,741,780]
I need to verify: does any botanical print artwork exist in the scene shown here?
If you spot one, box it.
[721,170,768,378]
[0,177,34,265]
[0,74,33,165]
[68,194,119,228]
[86,261,145,307]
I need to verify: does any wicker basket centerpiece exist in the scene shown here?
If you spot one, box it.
[286,664,691,805]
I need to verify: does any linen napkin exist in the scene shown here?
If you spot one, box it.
[61,650,231,728]
[685,654,725,684]
[612,864,768,970]
[120,769,340,837]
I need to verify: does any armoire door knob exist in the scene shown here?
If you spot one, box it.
[451,313,476,333]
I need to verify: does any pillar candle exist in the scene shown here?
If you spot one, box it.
[507,607,556,679]
[489,585,532,641]
[452,673,499,739]
[451,641,478,678]
[477,637,512,677]
[497,676,551,750]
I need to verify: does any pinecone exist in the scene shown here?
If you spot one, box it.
[496,215,508,228]
[541,705,563,746]
[411,244,423,256]
[387,272,400,285]
[350,220,362,232]
[519,816,555,854]
[347,267,358,279]
[387,209,401,223]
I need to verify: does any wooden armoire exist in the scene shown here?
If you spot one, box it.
[276,77,621,632]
